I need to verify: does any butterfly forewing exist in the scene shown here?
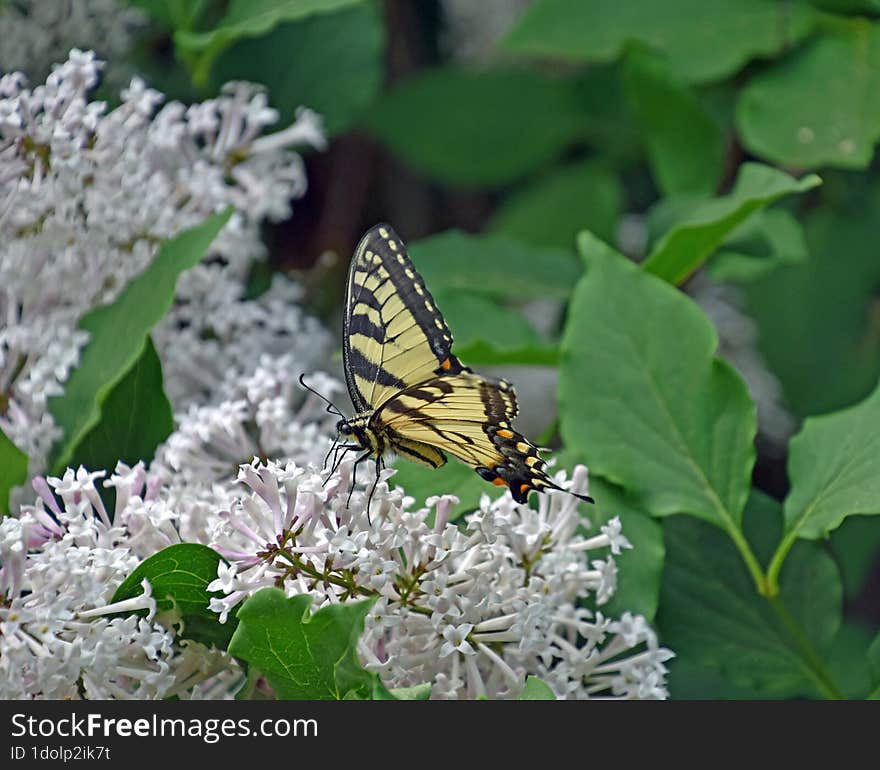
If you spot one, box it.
[343,224,465,413]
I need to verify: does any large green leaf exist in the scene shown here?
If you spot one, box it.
[408,230,581,301]
[559,233,756,532]
[0,428,27,517]
[737,20,880,170]
[47,212,230,475]
[643,163,821,285]
[586,476,665,621]
[364,68,585,187]
[68,337,173,474]
[782,381,880,541]
[211,2,383,134]
[708,208,809,283]
[504,0,818,84]
[111,543,236,649]
[745,198,880,417]
[227,589,378,699]
[488,159,622,248]
[432,291,558,367]
[175,0,363,85]
[623,49,724,196]
[658,499,843,698]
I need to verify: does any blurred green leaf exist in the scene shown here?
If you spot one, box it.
[47,212,230,475]
[175,0,363,85]
[560,233,755,531]
[809,0,880,11]
[519,676,556,699]
[829,515,880,599]
[433,291,558,367]
[643,163,820,285]
[869,633,880,697]
[827,622,875,699]
[504,0,818,84]
[227,589,377,699]
[0,428,27,517]
[390,460,501,523]
[745,200,880,417]
[738,20,880,170]
[212,2,383,134]
[69,337,173,474]
[709,208,809,283]
[364,68,585,186]
[781,380,880,541]
[111,543,236,649]
[409,230,581,301]
[623,49,724,196]
[489,159,623,248]
[659,503,842,698]
[585,476,665,621]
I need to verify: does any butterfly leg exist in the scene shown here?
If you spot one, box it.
[364,454,385,525]
[346,450,374,509]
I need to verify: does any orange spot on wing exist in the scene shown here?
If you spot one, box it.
[492,477,507,487]
[519,483,531,495]
[497,429,514,439]
[441,358,452,370]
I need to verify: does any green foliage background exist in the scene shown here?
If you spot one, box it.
[4,0,880,699]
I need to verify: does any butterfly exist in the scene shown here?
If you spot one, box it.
[305,223,593,512]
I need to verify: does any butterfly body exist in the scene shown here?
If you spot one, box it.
[334,223,592,506]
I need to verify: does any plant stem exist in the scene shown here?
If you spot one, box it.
[764,529,799,597]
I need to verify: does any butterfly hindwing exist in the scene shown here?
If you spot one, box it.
[377,372,580,503]
[343,224,467,413]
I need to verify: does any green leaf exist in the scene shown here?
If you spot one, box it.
[782,380,880,541]
[0,428,27,517]
[432,291,558,367]
[829,515,880,599]
[364,68,585,186]
[489,159,623,248]
[708,208,809,283]
[175,0,362,85]
[643,163,821,285]
[658,503,843,698]
[48,212,230,475]
[390,460,501,523]
[519,676,556,700]
[504,0,818,84]
[111,544,236,649]
[827,622,875,699]
[737,20,880,170]
[560,232,756,532]
[211,2,383,135]
[869,633,880,698]
[409,230,582,301]
[744,198,880,417]
[68,337,173,474]
[227,589,378,699]
[623,49,724,197]
[587,476,665,621]
[385,683,432,700]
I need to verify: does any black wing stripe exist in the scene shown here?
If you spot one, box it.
[346,346,406,389]
[348,313,385,342]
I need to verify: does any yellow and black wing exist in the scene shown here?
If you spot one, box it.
[342,224,467,414]
[376,372,592,504]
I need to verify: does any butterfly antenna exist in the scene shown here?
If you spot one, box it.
[298,373,346,419]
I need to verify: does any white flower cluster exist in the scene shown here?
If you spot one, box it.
[209,456,672,699]
[1,356,673,699]
[0,0,147,85]
[0,50,328,480]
